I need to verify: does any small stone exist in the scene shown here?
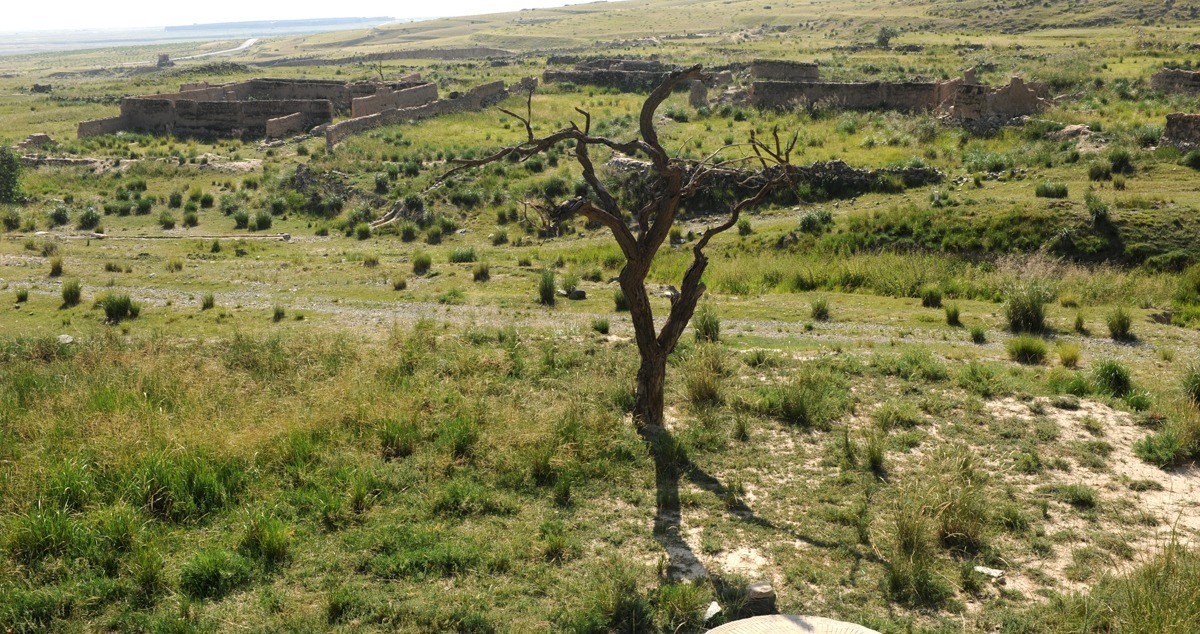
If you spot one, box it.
[743,582,776,616]
[57,334,74,345]
[568,289,587,300]
[704,601,722,621]
[974,565,1004,580]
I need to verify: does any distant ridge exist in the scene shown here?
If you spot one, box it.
[165,17,396,32]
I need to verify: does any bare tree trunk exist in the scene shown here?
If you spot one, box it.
[633,346,667,428]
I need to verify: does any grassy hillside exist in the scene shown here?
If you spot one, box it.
[2,0,1200,632]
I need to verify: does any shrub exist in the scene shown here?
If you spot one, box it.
[199,193,215,208]
[48,255,63,277]
[694,303,720,343]
[180,549,252,599]
[811,296,830,321]
[1184,365,1200,406]
[233,210,249,229]
[921,284,940,309]
[1093,359,1133,397]
[158,211,176,230]
[1035,182,1069,198]
[48,205,69,227]
[1106,306,1134,341]
[752,366,849,429]
[969,325,986,344]
[945,303,961,327]
[591,318,609,335]
[362,254,379,268]
[1005,283,1050,332]
[201,293,215,310]
[15,288,29,303]
[538,269,556,306]
[101,293,141,323]
[61,279,81,306]
[737,218,752,236]
[354,223,371,240]
[183,211,199,228]
[238,514,291,569]
[472,262,490,282]
[425,225,443,244]
[78,207,101,230]
[392,275,407,291]
[168,191,183,208]
[1109,148,1134,175]
[449,247,476,263]
[1007,334,1047,364]
[166,257,183,272]
[380,419,420,459]
[1134,430,1183,468]
[252,211,272,231]
[1182,150,1200,171]
[272,305,286,322]
[412,252,432,276]
[1058,342,1081,368]
[399,222,418,242]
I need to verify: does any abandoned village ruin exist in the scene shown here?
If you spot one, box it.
[63,59,1200,152]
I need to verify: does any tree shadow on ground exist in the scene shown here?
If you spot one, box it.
[639,423,882,587]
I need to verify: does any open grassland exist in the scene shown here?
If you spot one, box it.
[3,0,1200,631]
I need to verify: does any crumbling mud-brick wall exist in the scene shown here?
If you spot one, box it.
[543,69,667,93]
[351,83,438,118]
[749,80,944,111]
[77,116,125,137]
[1151,69,1200,95]
[90,97,334,139]
[750,59,819,81]
[325,80,517,149]
[266,113,308,139]
[542,59,672,92]
[1164,113,1200,150]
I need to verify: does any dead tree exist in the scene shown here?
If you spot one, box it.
[442,65,800,428]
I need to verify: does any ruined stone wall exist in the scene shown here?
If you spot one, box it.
[326,81,511,149]
[77,116,125,138]
[1164,113,1200,150]
[750,59,819,81]
[543,69,665,93]
[115,98,332,138]
[576,59,668,72]
[351,83,438,118]
[1151,69,1200,95]
[749,81,942,111]
[265,112,308,139]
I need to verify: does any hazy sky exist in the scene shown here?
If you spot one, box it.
[6,0,611,33]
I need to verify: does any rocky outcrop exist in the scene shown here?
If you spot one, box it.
[1164,113,1200,150]
[1151,69,1200,95]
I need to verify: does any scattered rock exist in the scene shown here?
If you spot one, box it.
[704,601,722,621]
[56,334,74,345]
[743,582,776,616]
[974,565,1005,584]
[568,289,587,300]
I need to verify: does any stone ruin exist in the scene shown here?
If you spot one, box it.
[543,58,673,92]
[1164,113,1200,150]
[1151,68,1200,95]
[77,77,435,140]
[14,133,55,151]
[747,61,1049,124]
[323,77,537,151]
